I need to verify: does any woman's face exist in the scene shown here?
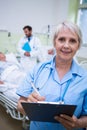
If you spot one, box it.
[54,28,79,62]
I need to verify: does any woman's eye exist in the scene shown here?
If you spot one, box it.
[58,37,65,42]
[70,39,77,44]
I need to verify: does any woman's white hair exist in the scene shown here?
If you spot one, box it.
[53,21,82,48]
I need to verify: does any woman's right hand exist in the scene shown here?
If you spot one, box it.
[27,92,45,103]
[17,92,45,115]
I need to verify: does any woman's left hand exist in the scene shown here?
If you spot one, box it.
[54,114,80,130]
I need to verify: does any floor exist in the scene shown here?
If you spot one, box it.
[0,104,23,130]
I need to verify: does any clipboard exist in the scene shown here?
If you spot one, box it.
[22,42,31,52]
[21,102,77,123]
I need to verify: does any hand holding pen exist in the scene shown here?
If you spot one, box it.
[27,82,45,103]
[30,81,41,96]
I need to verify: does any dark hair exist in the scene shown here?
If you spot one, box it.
[23,25,32,31]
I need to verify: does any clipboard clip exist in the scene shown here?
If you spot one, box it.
[58,100,64,104]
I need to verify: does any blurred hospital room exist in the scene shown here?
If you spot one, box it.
[0,0,87,130]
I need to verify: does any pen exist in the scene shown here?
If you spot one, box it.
[30,81,41,96]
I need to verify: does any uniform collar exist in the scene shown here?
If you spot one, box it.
[44,56,55,70]
[71,60,83,77]
[45,56,83,78]
[45,56,83,84]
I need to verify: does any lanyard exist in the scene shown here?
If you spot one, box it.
[59,79,71,104]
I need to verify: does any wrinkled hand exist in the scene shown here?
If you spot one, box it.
[27,92,45,103]
[24,52,30,57]
[54,114,81,130]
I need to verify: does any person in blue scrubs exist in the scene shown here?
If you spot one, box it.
[17,21,87,130]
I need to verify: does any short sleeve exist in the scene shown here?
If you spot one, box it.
[16,63,42,98]
[16,72,33,97]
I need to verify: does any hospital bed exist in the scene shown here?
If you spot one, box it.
[0,52,53,129]
[0,92,24,120]
[0,52,37,129]
[0,53,24,120]
[0,84,29,130]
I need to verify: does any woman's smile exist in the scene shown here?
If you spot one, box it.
[61,49,72,54]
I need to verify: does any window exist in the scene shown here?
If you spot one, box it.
[80,0,87,4]
[77,0,87,44]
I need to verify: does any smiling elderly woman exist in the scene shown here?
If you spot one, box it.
[17,21,87,130]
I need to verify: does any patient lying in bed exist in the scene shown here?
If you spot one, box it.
[0,52,26,102]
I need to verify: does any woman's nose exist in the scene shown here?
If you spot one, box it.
[63,41,69,48]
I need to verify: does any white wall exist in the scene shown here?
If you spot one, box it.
[0,0,69,33]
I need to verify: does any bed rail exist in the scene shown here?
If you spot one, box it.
[0,92,25,120]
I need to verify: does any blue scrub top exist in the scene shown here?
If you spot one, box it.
[17,57,87,130]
